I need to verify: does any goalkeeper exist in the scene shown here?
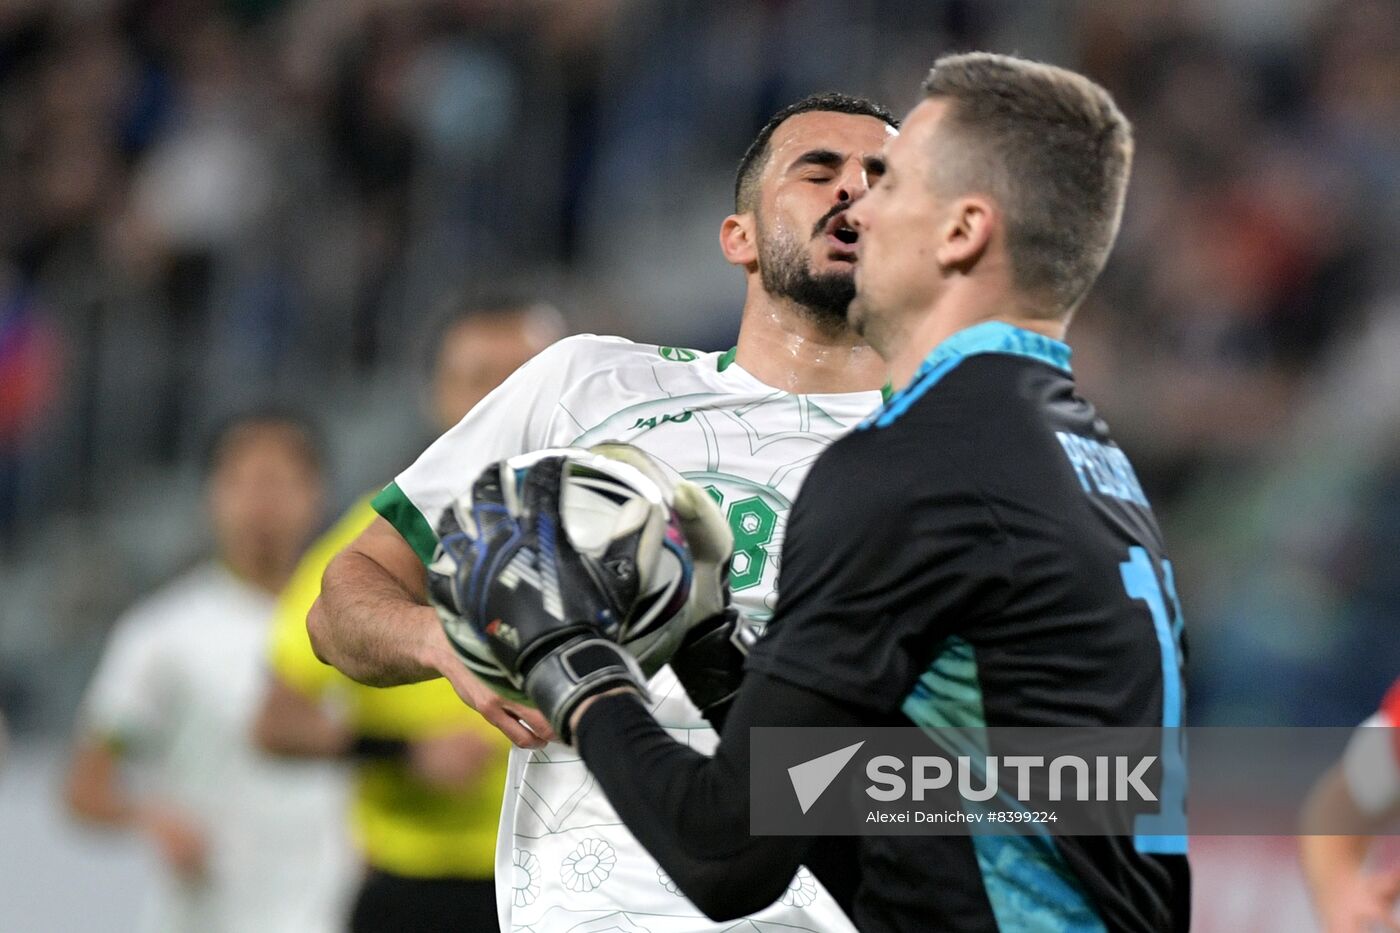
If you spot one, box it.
[456,54,1189,932]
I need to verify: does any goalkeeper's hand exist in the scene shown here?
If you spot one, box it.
[452,455,648,744]
[666,477,749,721]
[669,607,751,723]
[671,480,733,627]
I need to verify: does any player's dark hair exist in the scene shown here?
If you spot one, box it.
[920,52,1133,316]
[202,406,325,478]
[734,92,899,213]
[418,287,565,374]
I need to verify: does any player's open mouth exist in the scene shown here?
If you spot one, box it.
[824,212,859,259]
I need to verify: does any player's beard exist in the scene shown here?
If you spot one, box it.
[756,215,855,333]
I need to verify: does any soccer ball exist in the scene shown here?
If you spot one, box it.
[427,444,694,704]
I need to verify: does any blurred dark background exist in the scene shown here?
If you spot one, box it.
[2,1,1398,928]
[0,0,1396,807]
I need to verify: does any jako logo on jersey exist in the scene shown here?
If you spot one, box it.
[632,409,694,431]
[658,346,698,362]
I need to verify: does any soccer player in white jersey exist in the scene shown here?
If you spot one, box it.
[66,411,354,933]
[309,93,898,931]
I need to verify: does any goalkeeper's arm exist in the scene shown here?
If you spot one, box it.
[572,671,863,921]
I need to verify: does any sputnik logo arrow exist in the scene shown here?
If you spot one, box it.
[788,741,865,814]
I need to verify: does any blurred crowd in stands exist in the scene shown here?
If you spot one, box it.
[0,0,1396,730]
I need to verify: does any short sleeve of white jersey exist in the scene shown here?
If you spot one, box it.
[376,334,630,562]
[1341,712,1400,816]
[81,610,177,750]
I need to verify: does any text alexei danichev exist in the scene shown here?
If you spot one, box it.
[867,810,979,823]
[865,810,1060,824]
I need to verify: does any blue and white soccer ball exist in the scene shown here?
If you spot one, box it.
[427,444,695,704]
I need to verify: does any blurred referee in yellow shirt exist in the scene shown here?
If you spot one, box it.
[254,295,565,932]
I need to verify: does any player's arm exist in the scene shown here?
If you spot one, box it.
[67,613,210,874]
[253,677,353,757]
[68,613,211,882]
[1300,711,1400,932]
[253,678,501,788]
[308,516,551,747]
[65,735,210,880]
[307,339,597,745]
[64,734,141,824]
[572,671,860,919]
[307,515,435,684]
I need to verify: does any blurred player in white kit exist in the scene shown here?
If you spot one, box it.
[65,410,354,933]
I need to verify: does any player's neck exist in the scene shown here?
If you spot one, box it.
[734,295,886,395]
[887,290,1067,390]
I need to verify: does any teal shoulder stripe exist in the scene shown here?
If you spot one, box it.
[862,321,1072,430]
[371,481,437,565]
[972,836,1107,932]
[902,637,1104,931]
[902,636,986,731]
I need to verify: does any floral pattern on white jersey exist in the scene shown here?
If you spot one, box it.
[512,849,541,908]
[560,839,617,892]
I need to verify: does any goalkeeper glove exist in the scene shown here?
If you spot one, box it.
[669,607,752,723]
[453,455,647,744]
[665,478,749,722]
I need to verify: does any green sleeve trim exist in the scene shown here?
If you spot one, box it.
[371,482,437,565]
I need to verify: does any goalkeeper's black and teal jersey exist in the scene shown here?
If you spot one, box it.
[577,320,1190,932]
[747,320,1190,931]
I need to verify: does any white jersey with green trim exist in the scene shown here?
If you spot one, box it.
[383,334,881,933]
